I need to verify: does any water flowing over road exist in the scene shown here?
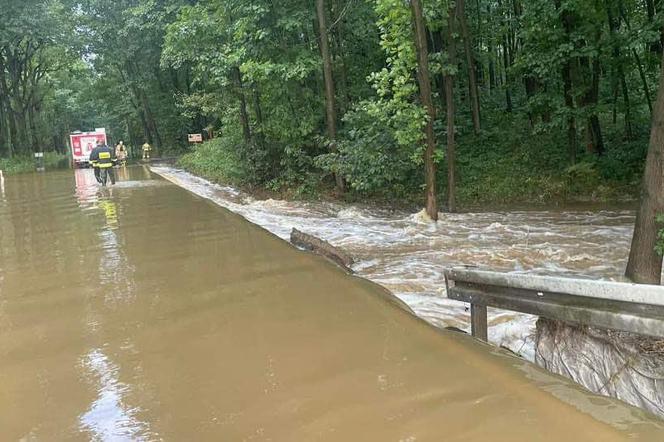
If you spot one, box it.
[153,167,638,360]
[1,167,662,440]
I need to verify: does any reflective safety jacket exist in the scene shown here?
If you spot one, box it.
[90,146,116,168]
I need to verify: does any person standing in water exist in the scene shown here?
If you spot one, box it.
[115,141,127,166]
[90,140,117,185]
[142,142,152,160]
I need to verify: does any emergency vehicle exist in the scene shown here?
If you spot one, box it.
[70,128,108,167]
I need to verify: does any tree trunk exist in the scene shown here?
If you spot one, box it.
[137,108,151,146]
[231,66,252,146]
[0,101,7,157]
[619,67,633,139]
[562,62,577,164]
[431,30,448,108]
[580,56,604,155]
[487,6,497,91]
[331,0,352,114]
[635,49,654,115]
[646,0,664,54]
[618,0,659,117]
[0,55,7,156]
[445,5,458,213]
[497,0,512,111]
[606,3,633,139]
[411,0,438,221]
[556,0,577,164]
[619,5,654,114]
[501,34,513,113]
[524,76,539,127]
[474,0,484,87]
[252,85,266,152]
[0,117,5,159]
[140,90,162,155]
[457,0,481,133]
[625,56,664,284]
[28,104,39,153]
[16,109,29,155]
[123,61,162,153]
[612,84,619,124]
[316,0,345,194]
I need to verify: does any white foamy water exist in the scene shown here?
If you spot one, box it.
[152,167,637,361]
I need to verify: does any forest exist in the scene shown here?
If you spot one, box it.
[0,0,662,210]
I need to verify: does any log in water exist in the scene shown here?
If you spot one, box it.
[290,227,355,271]
[0,167,662,440]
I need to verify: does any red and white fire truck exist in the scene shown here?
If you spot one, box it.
[70,128,108,167]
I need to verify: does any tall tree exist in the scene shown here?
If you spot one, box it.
[411,0,438,221]
[555,0,578,164]
[445,4,458,213]
[625,55,664,284]
[316,0,345,194]
[457,0,481,133]
[498,0,513,113]
[606,0,633,139]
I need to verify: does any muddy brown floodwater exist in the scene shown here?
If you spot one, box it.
[1,167,663,440]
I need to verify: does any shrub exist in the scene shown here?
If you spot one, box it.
[564,162,602,195]
[178,138,249,185]
[0,152,67,174]
[317,101,423,196]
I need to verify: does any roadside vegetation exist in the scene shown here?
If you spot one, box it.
[0,153,68,175]
[180,103,649,205]
[1,0,663,281]
[161,0,656,207]
[0,0,657,205]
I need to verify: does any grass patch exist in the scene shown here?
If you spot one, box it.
[0,152,68,175]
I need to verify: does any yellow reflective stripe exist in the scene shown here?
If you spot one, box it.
[99,152,111,159]
[98,163,113,168]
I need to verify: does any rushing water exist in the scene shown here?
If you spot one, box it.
[1,167,662,440]
[152,167,639,361]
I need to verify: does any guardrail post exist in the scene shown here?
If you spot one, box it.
[446,267,664,340]
[471,304,488,342]
[34,152,45,172]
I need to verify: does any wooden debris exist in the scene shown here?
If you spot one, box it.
[290,228,354,272]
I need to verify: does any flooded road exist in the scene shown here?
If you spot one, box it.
[153,168,640,360]
[1,168,663,440]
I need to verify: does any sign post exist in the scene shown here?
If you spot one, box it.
[34,152,45,172]
[188,133,203,144]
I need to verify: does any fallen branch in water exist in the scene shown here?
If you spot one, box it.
[290,228,354,272]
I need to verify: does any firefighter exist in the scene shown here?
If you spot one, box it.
[89,140,117,185]
[115,141,127,166]
[142,142,152,160]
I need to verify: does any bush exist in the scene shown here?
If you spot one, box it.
[0,152,67,175]
[178,137,249,185]
[597,138,648,183]
[564,162,602,195]
[317,101,423,197]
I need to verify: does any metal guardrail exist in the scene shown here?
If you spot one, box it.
[444,267,664,342]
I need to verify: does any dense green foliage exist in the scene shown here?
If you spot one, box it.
[1,0,662,206]
[178,137,249,186]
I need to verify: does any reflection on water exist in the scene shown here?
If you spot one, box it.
[79,348,150,441]
[0,167,662,440]
[152,168,641,360]
[98,199,119,229]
